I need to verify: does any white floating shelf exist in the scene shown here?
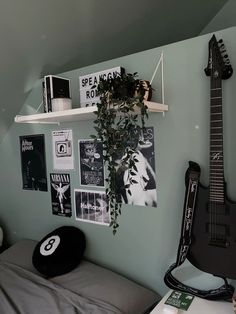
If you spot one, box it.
[14,101,168,124]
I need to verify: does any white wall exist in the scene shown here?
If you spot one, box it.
[201,0,236,34]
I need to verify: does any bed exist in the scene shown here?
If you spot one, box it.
[0,237,160,313]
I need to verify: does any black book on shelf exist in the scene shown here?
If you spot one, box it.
[44,75,71,112]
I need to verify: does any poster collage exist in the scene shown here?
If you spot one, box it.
[19,127,157,227]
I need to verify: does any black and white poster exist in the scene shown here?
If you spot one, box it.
[116,126,157,207]
[52,129,74,170]
[74,189,110,225]
[20,134,48,191]
[79,139,104,187]
[50,173,72,217]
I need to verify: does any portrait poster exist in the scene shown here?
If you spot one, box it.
[20,134,48,191]
[74,189,110,225]
[116,126,157,207]
[52,129,74,170]
[50,173,72,217]
[78,139,104,187]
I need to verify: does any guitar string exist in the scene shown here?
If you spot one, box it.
[212,66,218,243]
[211,49,217,243]
[210,48,214,243]
[210,50,224,244]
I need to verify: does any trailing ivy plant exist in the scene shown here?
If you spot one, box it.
[91,72,150,234]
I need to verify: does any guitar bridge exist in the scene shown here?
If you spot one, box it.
[207,223,230,248]
[209,238,229,248]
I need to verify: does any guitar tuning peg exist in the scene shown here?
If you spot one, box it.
[218,39,223,43]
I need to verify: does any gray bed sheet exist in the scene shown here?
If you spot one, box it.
[0,239,160,314]
[0,260,122,314]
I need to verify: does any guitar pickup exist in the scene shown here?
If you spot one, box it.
[207,202,227,215]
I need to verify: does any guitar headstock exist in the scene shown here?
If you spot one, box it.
[204,34,233,80]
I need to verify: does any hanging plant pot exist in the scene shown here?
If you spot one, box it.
[134,80,152,101]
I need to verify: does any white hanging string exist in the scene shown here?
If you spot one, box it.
[149,51,164,104]
[35,101,43,113]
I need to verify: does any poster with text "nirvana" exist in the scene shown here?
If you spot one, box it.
[50,173,72,217]
[74,189,110,225]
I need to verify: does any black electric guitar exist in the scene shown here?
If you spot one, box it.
[187,35,236,278]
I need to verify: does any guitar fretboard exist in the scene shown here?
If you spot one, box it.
[209,74,224,203]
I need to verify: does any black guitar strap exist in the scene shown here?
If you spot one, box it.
[164,161,234,301]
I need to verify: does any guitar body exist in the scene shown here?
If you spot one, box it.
[188,183,236,278]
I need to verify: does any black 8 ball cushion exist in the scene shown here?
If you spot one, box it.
[32,226,86,277]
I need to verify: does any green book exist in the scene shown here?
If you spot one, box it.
[165,290,194,311]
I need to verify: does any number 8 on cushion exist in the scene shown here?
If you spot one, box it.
[40,235,60,256]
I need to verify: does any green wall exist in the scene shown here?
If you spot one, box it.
[0,26,236,296]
